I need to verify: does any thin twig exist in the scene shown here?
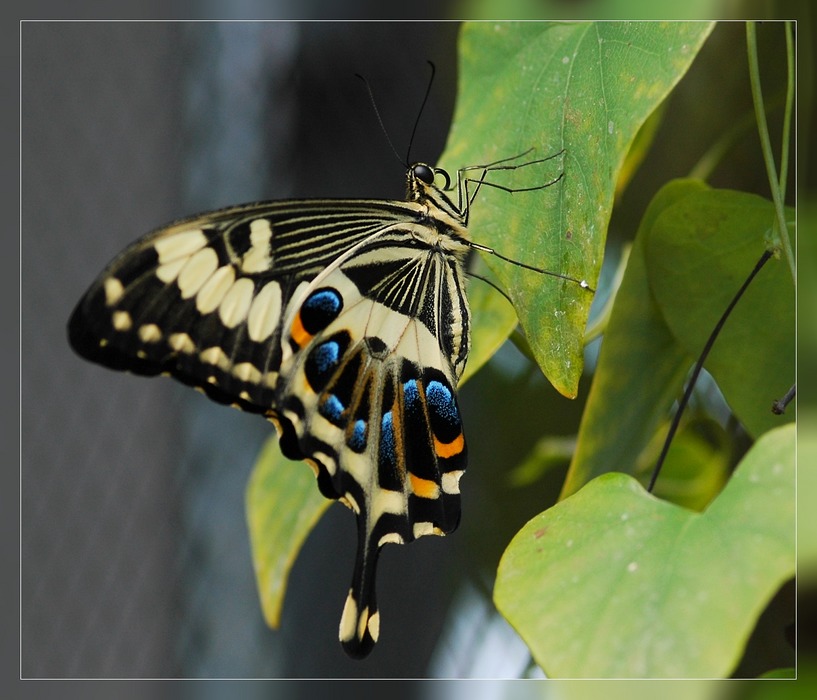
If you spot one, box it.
[648,249,773,493]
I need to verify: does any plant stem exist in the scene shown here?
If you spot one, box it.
[779,22,794,199]
[745,22,795,283]
[648,250,773,493]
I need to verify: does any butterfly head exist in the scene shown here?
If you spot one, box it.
[408,163,451,198]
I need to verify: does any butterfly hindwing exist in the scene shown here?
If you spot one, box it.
[273,253,469,656]
[68,166,474,658]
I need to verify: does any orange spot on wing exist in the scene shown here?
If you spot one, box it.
[433,432,464,459]
[410,473,440,499]
[290,311,311,348]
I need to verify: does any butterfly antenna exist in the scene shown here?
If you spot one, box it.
[467,271,514,305]
[355,72,405,167]
[469,241,595,292]
[405,61,436,165]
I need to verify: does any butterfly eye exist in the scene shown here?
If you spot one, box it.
[412,163,435,184]
[435,167,451,190]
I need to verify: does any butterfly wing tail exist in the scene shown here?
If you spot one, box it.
[339,524,381,659]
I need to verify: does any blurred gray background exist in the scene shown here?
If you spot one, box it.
[21,21,550,680]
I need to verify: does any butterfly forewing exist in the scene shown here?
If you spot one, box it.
[68,166,472,658]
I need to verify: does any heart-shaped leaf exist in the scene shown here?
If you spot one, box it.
[646,189,795,437]
[494,423,794,678]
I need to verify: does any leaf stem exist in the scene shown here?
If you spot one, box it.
[745,21,795,283]
[648,250,773,493]
[778,22,794,200]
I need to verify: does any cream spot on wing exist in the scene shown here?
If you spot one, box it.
[199,346,230,369]
[177,247,218,299]
[315,450,336,478]
[219,277,255,327]
[103,278,124,305]
[339,591,358,643]
[370,489,405,522]
[357,607,370,644]
[196,265,235,314]
[441,470,464,495]
[247,281,282,342]
[241,219,273,273]
[279,280,312,364]
[377,532,404,547]
[138,324,162,343]
[341,492,360,515]
[168,332,196,353]
[368,611,380,642]
[232,362,262,383]
[155,258,186,284]
[112,310,132,331]
[154,229,208,264]
[413,521,443,538]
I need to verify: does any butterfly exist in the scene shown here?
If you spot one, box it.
[68,147,588,658]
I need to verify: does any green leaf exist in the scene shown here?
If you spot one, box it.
[563,180,795,497]
[440,21,714,396]
[798,411,817,578]
[245,435,331,628]
[459,262,518,386]
[645,189,796,438]
[507,433,578,488]
[757,667,796,679]
[494,423,795,678]
[563,179,705,497]
[463,0,726,20]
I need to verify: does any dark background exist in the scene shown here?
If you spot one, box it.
[21,21,545,679]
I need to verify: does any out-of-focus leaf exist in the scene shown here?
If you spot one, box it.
[246,436,331,628]
[646,189,795,437]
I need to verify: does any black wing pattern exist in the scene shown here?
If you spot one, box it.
[68,165,473,658]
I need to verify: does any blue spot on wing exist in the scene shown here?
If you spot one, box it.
[426,380,458,424]
[348,419,367,452]
[403,379,421,414]
[313,341,339,372]
[301,288,343,333]
[305,288,342,313]
[319,394,344,423]
[425,379,462,445]
[305,340,340,392]
[380,411,396,467]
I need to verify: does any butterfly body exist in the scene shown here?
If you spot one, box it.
[69,163,472,658]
